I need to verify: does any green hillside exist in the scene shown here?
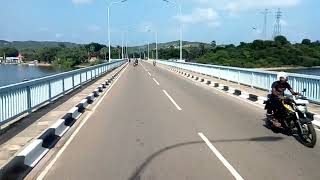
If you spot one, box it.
[0,40,79,50]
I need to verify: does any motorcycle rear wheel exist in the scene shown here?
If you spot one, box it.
[298,123,317,148]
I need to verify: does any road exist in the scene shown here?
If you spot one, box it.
[37,61,320,180]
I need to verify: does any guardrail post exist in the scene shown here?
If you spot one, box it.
[251,72,254,88]
[79,72,82,88]
[268,74,272,89]
[62,78,65,95]
[27,86,32,113]
[238,71,240,84]
[48,81,52,102]
[72,75,75,89]
[227,69,230,82]
[293,77,296,92]
[86,71,88,83]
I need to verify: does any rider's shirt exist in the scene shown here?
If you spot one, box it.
[271,81,292,96]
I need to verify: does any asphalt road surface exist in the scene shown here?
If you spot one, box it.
[38,61,320,180]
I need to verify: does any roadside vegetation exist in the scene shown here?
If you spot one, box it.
[152,36,320,68]
[1,36,319,69]
[0,43,122,70]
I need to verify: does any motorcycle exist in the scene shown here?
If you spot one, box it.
[133,60,138,67]
[153,61,156,66]
[264,91,317,148]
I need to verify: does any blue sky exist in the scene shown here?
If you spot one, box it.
[1,0,319,46]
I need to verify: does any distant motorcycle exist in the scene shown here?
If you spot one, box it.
[133,60,138,67]
[264,91,317,148]
[153,61,156,66]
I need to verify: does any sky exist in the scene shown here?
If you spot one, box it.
[0,0,319,46]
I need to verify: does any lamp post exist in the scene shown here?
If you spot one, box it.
[162,0,182,61]
[147,29,158,60]
[108,0,128,62]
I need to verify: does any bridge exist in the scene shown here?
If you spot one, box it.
[0,60,320,179]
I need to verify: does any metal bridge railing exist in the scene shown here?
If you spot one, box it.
[0,60,126,126]
[158,60,320,104]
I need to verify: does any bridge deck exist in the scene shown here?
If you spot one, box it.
[38,62,320,180]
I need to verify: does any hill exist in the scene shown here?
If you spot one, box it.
[0,40,79,50]
[128,41,210,53]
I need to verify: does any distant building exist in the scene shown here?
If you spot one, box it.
[1,53,24,63]
[89,57,98,62]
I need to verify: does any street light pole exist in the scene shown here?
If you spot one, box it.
[147,41,150,60]
[179,3,182,61]
[147,29,158,60]
[156,31,158,60]
[107,0,128,62]
[121,31,124,59]
[163,0,182,61]
[126,31,128,59]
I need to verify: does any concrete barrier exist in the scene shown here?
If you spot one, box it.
[18,140,49,168]
[51,119,70,137]
[227,87,235,94]
[93,89,100,97]
[240,91,250,99]
[257,96,267,104]
[68,107,81,120]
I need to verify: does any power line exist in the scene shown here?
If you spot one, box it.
[273,8,282,39]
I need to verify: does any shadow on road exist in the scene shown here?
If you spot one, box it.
[129,135,283,180]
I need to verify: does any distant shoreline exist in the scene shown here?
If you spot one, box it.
[22,62,53,67]
[256,66,320,71]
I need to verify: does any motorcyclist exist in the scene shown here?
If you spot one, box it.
[268,72,299,127]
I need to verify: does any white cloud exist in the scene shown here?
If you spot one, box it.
[193,0,300,12]
[38,27,49,32]
[175,8,220,27]
[225,0,301,12]
[55,33,64,38]
[88,25,101,32]
[72,0,93,5]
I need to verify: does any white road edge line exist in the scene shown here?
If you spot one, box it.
[148,72,152,76]
[198,132,245,180]
[162,90,182,111]
[36,65,128,180]
[153,78,160,86]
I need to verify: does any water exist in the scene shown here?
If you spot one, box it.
[0,64,63,87]
[285,68,320,76]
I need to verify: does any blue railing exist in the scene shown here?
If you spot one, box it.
[158,60,320,104]
[0,60,126,126]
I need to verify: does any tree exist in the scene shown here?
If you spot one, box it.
[85,42,106,53]
[58,43,66,48]
[100,47,108,60]
[199,43,206,55]
[302,39,311,45]
[274,35,289,45]
[0,47,19,57]
[211,41,216,48]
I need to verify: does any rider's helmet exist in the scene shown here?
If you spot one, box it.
[277,72,288,82]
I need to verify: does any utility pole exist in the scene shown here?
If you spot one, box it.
[273,8,282,39]
[261,9,270,40]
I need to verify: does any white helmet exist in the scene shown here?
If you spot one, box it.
[277,71,288,80]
